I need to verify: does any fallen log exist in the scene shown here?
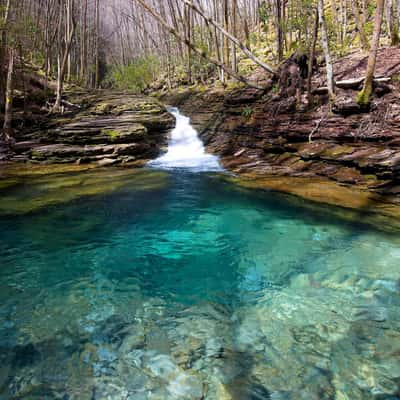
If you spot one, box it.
[336,77,390,89]
[313,77,391,94]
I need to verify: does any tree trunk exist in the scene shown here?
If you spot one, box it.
[0,0,11,110]
[352,0,369,50]
[318,0,335,103]
[3,47,14,143]
[387,0,400,44]
[80,0,88,82]
[275,0,284,62]
[223,0,230,76]
[67,0,72,81]
[95,0,100,88]
[184,4,192,83]
[307,7,319,105]
[232,0,238,73]
[53,15,76,112]
[357,0,385,106]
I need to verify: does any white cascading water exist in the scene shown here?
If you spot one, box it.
[148,108,222,172]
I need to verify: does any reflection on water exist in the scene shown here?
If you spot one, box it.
[0,169,399,399]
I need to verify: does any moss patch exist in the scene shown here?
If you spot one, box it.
[91,102,114,115]
[356,86,372,106]
[102,129,120,140]
[321,145,355,159]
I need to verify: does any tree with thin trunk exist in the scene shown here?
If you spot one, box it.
[352,0,369,50]
[357,0,385,106]
[275,0,284,62]
[3,47,14,143]
[0,0,11,109]
[53,2,76,113]
[318,0,335,104]
[231,0,238,73]
[307,7,319,106]
[386,0,400,45]
[95,0,100,88]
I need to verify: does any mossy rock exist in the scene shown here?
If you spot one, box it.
[112,101,163,115]
[320,145,355,160]
[102,129,120,140]
[30,150,47,161]
[101,125,148,142]
[90,102,114,115]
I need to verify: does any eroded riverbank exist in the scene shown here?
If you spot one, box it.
[158,47,400,225]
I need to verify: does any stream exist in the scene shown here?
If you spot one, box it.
[0,111,399,399]
[148,107,222,172]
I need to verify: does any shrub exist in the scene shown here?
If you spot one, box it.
[105,56,159,92]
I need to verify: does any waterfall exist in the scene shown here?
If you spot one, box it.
[148,108,222,172]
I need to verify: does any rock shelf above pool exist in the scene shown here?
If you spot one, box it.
[12,92,175,165]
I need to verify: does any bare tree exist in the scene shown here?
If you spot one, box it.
[357,0,385,106]
[3,47,14,142]
[53,1,77,112]
[352,0,369,50]
[307,6,319,105]
[318,0,335,103]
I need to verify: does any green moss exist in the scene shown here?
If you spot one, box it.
[53,117,71,125]
[30,150,45,160]
[321,145,355,159]
[91,102,113,115]
[356,86,372,106]
[112,100,162,115]
[102,129,120,140]
[392,74,400,83]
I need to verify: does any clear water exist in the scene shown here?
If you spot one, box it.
[148,108,222,172]
[0,169,400,400]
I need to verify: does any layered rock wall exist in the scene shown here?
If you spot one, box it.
[11,92,174,166]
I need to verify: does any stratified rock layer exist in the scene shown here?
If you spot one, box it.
[12,92,174,165]
[161,47,400,219]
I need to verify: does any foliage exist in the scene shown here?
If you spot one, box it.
[242,106,254,119]
[104,56,159,92]
[102,129,120,140]
[271,83,279,93]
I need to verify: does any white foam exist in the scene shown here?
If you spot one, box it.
[148,108,222,172]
